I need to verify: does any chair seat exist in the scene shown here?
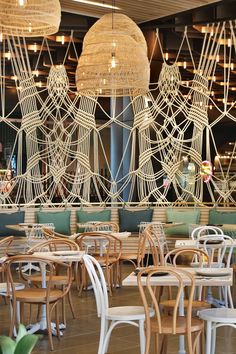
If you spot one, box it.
[119,253,138,261]
[15,288,63,303]
[29,274,74,285]
[160,299,211,310]
[107,306,154,321]
[94,255,118,265]
[151,316,204,334]
[199,308,236,323]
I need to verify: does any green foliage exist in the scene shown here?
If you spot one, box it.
[0,325,40,354]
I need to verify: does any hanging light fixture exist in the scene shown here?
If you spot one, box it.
[76,13,150,97]
[0,0,61,37]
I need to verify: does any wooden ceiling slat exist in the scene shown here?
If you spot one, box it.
[60,0,219,23]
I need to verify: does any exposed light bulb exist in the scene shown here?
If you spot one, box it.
[228,38,232,47]
[209,104,213,110]
[17,0,27,7]
[165,52,169,61]
[110,53,117,68]
[28,22,32,33]
[61,35,65,45]
[183,61,187,69]
[231,63,234,70]
[33,43,37,53]
[6,51,11,60]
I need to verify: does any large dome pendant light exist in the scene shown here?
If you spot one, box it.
[75,10,150,97]
[0,0,61,37]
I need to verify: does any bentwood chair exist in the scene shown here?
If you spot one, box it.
[5,255,72,351]
[191,225,224,240]
[75,232,122,295]
[93,222,119,232]
[83,254,155,354]
[26,239,80,325]
[0,236,14,282]
[198,308,236,354]
[137,267,204,354]
[197,234,234,307]
[161,248,211,311]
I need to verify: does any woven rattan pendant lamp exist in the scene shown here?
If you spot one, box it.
[0,0,61,37]
[75,13,150,97]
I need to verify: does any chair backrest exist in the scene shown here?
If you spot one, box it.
[5,254,72,299]
[137,267,195,335]
[164,247,210,267]
[197,234,234,268]
[0,236,14,257]
[82,254,109,317]
[42,227,68,240]
[93,222,119,233]
[28,238,79,253]
[191,225,224,240]
[75,232,122,263]
[143,223,168,265]
[28,223,55,240]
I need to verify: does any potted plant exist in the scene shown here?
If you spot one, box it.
[0,324,40,354]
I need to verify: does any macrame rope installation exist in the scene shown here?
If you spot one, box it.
[0,22,236,206]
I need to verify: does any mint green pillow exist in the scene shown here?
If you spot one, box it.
[36,210,71,235]
[165,209,200,236]
[209,209,236,237]
[76,210,111,232]
[119,209,153,232]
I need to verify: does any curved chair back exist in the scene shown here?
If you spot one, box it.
[143,222,168,266]
[82,254,109,317]
[0,236,14,257]
[75,232,122,262]
[137,267,195,340]
[93,222,119,233]
[28,238,79,253]
[191,225,224,240]
[197,234,234,268]
[5,254,72,300]
[165,247,210,267]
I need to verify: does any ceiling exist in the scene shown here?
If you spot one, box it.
[60,0,220,23]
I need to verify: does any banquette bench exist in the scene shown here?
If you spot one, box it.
[0,205,236,254]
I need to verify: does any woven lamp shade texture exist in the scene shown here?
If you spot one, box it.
[76,13,150,97]
[0,0,61,37]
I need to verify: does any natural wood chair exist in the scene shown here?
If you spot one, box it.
[137,266,204,354]
[26,239,80,325]
[0,236,14,282]
[161,248,211,311]
[118,231,147,286]
[5,254,72,350]
[75,232,122,295]
[93,221,119,232]
[42,227,70,240]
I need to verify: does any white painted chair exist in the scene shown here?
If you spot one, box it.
[197,234,234,308]
[82,254,155,354]
[191,225,224,240]
[198,308,236,354]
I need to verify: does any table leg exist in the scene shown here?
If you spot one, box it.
[178,289,186,354]
[205,320,212,354]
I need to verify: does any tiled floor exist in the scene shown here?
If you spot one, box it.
[1,264,236,354]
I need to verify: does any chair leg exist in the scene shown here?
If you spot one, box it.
[139,320,145,354]
[68,290,76,319]
[62,291,66,326]
[46,303,54,351]
[9,299,17,338]
[55,304,61,341]
[205,320,212,354]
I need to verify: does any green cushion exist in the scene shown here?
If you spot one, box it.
[36,210,71,235]
[0,211,25,237]
[119,209,153,232]
[76,210,111,232]
[165,209,200,236]
[209,209,236,237]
